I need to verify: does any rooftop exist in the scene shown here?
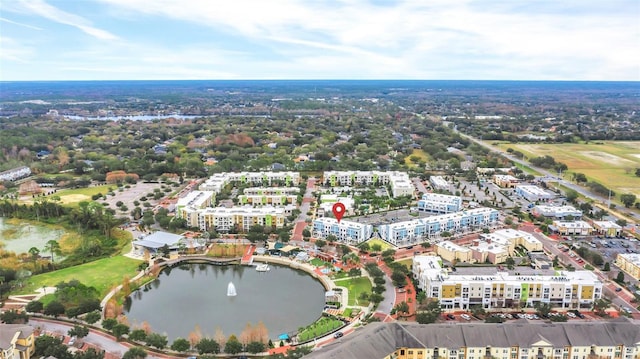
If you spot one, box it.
[307,320,640,358]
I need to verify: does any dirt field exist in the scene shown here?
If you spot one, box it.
[498,141,640,197]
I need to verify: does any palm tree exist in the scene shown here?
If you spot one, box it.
[28,247,40,266]
[43,240,61,263]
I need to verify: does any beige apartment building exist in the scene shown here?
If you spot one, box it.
[616,253,640,280]
[413,256,602,310]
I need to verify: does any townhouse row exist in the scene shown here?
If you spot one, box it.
[313,207,500,245]
[323,170,414,197]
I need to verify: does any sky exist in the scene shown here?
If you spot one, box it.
[0,0,639,81]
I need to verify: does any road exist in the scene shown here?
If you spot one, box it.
[458,133,615,205]
[292,177,316,241]
[518,223,639,316]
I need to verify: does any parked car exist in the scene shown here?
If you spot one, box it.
[334,332,344,339]
[460,314,471,321]
[446,314,455,320]
[616,287,623,292]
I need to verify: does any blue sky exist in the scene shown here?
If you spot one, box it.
[1,0,639,81]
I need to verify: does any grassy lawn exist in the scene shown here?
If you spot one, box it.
[334,276,372,306]
[20,185,115,206]
[496,142,640,199]
[362,238,393,252]
[297,316,343,341]
[395,258,413,270]
[16,256,142,296]
[310,258,332,267]
[405,149,430,168]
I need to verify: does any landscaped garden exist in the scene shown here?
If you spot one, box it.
[333,276,372,306]
[297,315,344,342]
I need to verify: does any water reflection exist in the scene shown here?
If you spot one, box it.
[125,263,325,341]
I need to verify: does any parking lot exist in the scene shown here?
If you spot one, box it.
[565,236,640,266]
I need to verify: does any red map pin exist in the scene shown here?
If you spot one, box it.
[332,202,346,223]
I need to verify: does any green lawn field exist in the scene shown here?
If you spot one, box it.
[297,316,343,341]
[16,256,143,296]
[21,185,114,207]
[498,141,640,198]
[333,276,372,306]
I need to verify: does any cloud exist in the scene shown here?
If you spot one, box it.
[19,0,118,40]
[0,17,43,30]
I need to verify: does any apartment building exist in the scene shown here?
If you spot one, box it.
[413,255,602,310]
[417,193,462,214]
[615,253,640,280]
[200,171,301,192]
[0,166,31,182]
[193,206,286,232]
[479,229,544,254]
[307,321,640,359]
[515,184,555,202]
[435,241,472,263]
[176,190,215,214]
[323,171,414,197]
[493,174,519,188]
[378,208,499,245]
[428,175,449,191]
[0,324,35,359]
[531,205,582,219]
[313,217,373,244]
[468,241,510,264]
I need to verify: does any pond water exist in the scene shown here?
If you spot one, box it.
[124,262,326,341]
[0,217,64,254]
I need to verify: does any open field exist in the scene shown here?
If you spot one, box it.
[498,142,640,198]
[15,256,143,296]
[20,185,114,206]
[405,149,430,167]
[363,238,393,251]
[333,276,372,306]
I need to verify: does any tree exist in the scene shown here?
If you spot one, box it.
[171,338,191,352]
[315,239,327,249]
[28,247,40,266]
[534,302,552,317]
[395,301,409,315]
[111,323,130,340]
[129,329,147,341]
[391,270,407,287]
[122,347,147,359]
[43,240,61,263]
[616,219,628,228]
[145,333,168,349]
[73,347,105,359]
[359,242,370,252]
[159,244,171,258]
[620,193,637,208]
[415,299,441,324]
[616,271,626,284]
[504,257,515,270]
[592,298,611,316]
[603,262,611,271]
[246,341,266,354]
[25,300,43,313]
[565,189,579,203]
[102,318,118,330]
[302,229,311,238]
[44,300,65,317]
[84,311,101,324]
[0,310,28,324]
[224,335,243,354]
[196,338,220,354]
[68,325,89,339]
